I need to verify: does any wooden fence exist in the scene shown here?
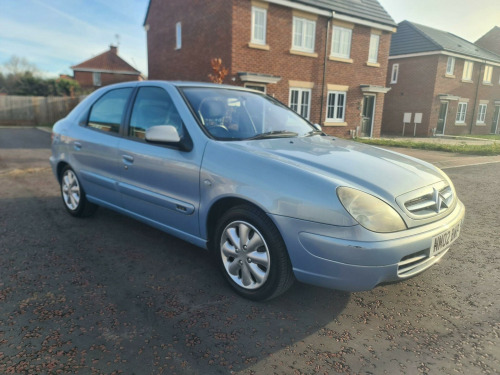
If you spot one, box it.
[0,95,86,126]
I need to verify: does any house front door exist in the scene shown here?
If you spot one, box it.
[492,105,500,134]
[361,95,375,137]
[436,102,448,135]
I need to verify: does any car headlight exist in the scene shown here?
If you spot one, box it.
[337,187,407,233]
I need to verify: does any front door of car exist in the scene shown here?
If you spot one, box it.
[71,87,134,209]
[117,86,201,238]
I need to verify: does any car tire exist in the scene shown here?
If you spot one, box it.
[213,204,294,300]
[60,166,97,217]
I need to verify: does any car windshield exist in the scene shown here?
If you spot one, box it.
[181,87,315,140]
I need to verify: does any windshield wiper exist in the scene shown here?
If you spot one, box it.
[249,131,298,140]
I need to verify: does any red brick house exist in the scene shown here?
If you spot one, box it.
[383,21,500,137]
[71,46,142,89]
[144,0,397,138]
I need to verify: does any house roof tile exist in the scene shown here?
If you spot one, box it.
[71,46,141,74]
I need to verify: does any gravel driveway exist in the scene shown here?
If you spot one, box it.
[0,128,499,374]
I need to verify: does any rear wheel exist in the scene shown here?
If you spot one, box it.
[60,166,97,217]
[214,205,294,300]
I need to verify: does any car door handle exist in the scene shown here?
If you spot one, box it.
[122,155,134,164]
[73,141,82,150]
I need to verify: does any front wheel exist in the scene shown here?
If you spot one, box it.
[213,205,294,300]
[60,166,97,217]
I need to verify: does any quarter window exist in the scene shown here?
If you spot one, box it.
[326,91,346,122]
[88,88,133,133]
[390,64,399,84]
[292,17,316,53]
[289,88,311,120]
[477,104,487,124]
[456,102,467,123]
[251,7,267,45]
[483,66,493,83]
[368,34,379,63]
[462,61,473,81]
[129,87,183,139]
[331,26,352,59]
[446,57,455,75]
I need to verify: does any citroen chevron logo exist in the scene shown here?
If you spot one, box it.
[432,188,448,213]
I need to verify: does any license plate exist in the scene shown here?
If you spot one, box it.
[430,220,462,257]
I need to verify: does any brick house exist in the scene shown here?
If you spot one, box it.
[144,0,397,138]
[71,46,142,90]
[383,21,500,137]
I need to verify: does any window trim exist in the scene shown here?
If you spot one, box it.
[462,61,473,81]
[175,22,182,50]
[477,104,487,124]
[446,56,455,76]
[251,6,267,45]
[456,102,468,124]
[368,34,380,64]
[292,16,316,53]
[289,87,311,120]
[325,91,346,123]
[390,63,399,84]
[331,25,352,59]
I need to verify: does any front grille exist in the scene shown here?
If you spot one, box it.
[397,248,449,277]
[404,186,453,218]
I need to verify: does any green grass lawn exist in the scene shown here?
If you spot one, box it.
[461,134,500,141]
[355,138,500,156]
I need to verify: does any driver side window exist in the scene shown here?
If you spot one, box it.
[129,87,183,139]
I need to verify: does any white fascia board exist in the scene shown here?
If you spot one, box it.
[333,13,397,32]
[73,68,140,75]
[265,0,331,16]
[390,51,500,67]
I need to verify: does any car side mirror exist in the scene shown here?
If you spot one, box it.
[312,123,322,132]
[145,125,181,143]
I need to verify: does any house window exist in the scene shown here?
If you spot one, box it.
[176,22,182,49]
[483,65,493,83]
[446,57,455,75]
[331,26,352,59]
[292,17,316,53]
[477,104,487,124]
[244,83,266,93]
[251,7,267,45]
[368,34,380,63]
[93,72,101,86]
[326,91,346,122]
[390,64,399,84]
[456,102,468,123]
[462,61,473,81]
[289,88,311,120]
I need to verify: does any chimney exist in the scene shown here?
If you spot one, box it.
[110,45,118,54]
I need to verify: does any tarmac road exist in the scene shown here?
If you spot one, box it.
[0,128,499,374]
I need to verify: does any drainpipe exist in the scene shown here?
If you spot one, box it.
[319,12,334,124]
[469,61,484,134]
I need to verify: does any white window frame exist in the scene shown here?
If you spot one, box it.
[456,102,468,123]
[446,57,455,75]
[331,26,352,59]
[251,6,267,45]
[175,22,182,50]
[92,72,101,86]
[477,104,487,124]
[390,64,399,84]
[326,91,346,122]
[289,88,311,120]
[368,34,380,63]
[292,17,316,53]
[462,61,473,81]
[483,65,493,84]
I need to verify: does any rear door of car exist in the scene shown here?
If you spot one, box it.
[117,85,202,239]
[71,86,134,209]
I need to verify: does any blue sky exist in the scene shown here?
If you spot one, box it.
[1,0,499,79]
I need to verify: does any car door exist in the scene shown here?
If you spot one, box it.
[71,87,133,209]
[117,86,201,239]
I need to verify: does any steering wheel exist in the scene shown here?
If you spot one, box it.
[208,125,230,138]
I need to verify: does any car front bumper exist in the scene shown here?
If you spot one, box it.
[270,199,465,292]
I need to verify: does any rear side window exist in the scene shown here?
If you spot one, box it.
[129,87,183,139]
[88,88,133,133]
